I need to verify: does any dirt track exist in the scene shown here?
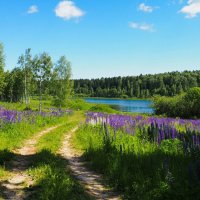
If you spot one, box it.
[59,127,121,200]
[0,125,60,200]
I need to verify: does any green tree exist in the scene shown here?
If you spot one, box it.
[3,68,24,102]
[17,48,33,107]
[176,82,183,94]
[182,87,200,118]
[52,56,73,108]
[32,52,53,112]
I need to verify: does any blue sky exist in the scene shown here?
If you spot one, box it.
[0,0,200,79]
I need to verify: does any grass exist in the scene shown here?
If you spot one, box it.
[0,98,118,114]
[0,96,116,181]
[0,99,53,111]
[0,115,70,151]
[36,112,84,152]
[0,103,78,181]
[73,124,200,200]
[0,167,9,181]
[0,98,159,199]
[66,98,118,113]
[0,109,91,199]
[27,114,92,200]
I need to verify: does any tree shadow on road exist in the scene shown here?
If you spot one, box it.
[0,149,93,200]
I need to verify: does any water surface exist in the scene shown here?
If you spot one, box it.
[85,98,154,114]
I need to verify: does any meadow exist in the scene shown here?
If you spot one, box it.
[1,97,200,199]
[0,100,93,199]
[73,112,200,200]
[1,3,200,198]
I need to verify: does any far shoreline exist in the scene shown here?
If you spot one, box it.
[76,96,153,101]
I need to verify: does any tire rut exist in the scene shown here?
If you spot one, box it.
[59,127,121,200]
[0,125,61,200]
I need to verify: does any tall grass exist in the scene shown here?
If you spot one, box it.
[0,114,70,151]
[73,124,200,200]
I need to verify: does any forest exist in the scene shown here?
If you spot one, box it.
[1,42,200,102]
[74,70,200,98]
[0,43,73,109]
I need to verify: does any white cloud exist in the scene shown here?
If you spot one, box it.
[138,3,154,13]
[27,5,38,14]
[129,22,155,32]
[179,0,200,18]
[55,0,85,20]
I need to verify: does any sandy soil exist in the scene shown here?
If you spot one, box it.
[59,127,121,200]
[0,125,60,200]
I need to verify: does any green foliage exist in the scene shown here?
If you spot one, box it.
[74,71,200,98]
[0,43,4,72]
[17,48,34,107]
[153,96,181,117]
[0,99,52,111]
[153,87,200,118]
[32,52,53,112]
[65,99,90,110]
[183,87,200,118]
[52,56,73,108]
[0,45,76,108]
[3,68,24,102]
[73,125,200,200]
[0,98,117,114]
[88,104,117,113]
[160,139,183,154]
[0,115,68,151]
[62,98,117,113]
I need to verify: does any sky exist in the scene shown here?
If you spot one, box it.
[0,0,200,79]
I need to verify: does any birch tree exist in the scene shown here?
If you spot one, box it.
[17,48,32,107]
[32,52,52,112]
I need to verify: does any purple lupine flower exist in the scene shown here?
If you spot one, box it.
[85,112,200,148]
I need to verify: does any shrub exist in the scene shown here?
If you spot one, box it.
[182,87,200,118]
[153,87,200,119]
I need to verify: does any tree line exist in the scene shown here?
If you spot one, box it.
[0,43,73,110]
[74,71,200,98]
[1,41,200,103]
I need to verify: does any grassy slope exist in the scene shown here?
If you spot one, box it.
[0,98,118,113]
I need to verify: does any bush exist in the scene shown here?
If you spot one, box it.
[153,87,200,118]
[52,97,66,108]
[89,104,116,113]
[182,87,200,118]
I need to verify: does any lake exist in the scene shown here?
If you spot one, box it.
[85,98,154,114]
